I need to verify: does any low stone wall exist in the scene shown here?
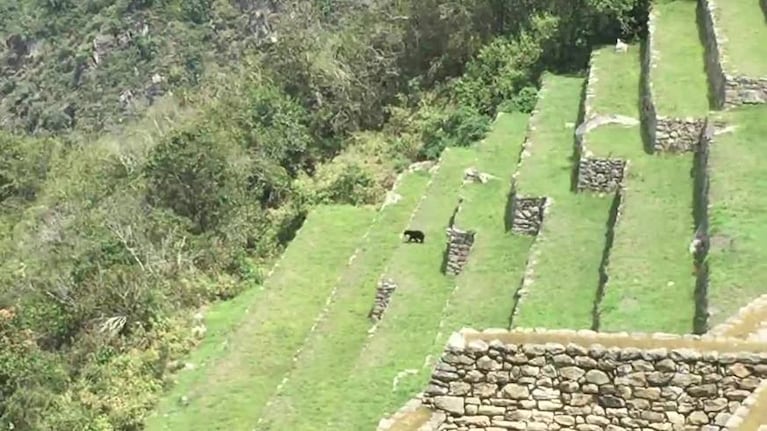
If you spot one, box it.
[576,158,627,193]
[699,0,727,109]
[700,0,767,108]
[640,14,658,149]
[656,117,706,153]
[724,76,767,106]
[722,380,767,431]
[693,120,714,334]
[444,227,476,276]
[510,196,547,235]
[369,278,398,322]
[423,328,767,431]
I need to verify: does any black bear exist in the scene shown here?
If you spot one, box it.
[403,229,425,243]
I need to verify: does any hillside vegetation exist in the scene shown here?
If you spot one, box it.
[0,1,649,429]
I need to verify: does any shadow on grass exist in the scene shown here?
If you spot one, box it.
[592,189,622,331]
[570,77,589,193]
[638,36,656,155]
[762,0,767,24]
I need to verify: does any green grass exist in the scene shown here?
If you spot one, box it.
[589,45,641,117]
[595,132,696,333]
[251,171,431,430]
[144,204,377,431]
[707,106,767,326]
[511,74,612,330]
[439,112,534,330]
[713,0,767,76]
[652,0,711,116]
[257,147,476,431]
[586,124,644,158]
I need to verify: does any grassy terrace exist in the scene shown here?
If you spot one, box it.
[258,147,475,431]
[708,106,767,326]
[652,0,710,116]
[511,74,611,330]
[145,205,377,431]
[439,112,533,330]
[584,38,697,333]
[713,0,767,76]
[253,171,432,431]
[588,45,641,117]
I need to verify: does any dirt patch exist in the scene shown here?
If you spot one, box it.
[709,233,735,252]
[386,406,433,431]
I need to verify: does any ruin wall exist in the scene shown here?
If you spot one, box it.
[423,328,767,431]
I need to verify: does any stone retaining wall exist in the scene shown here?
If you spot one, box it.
[693,120,714,334]
[510,196,547,235]
[422,328,767,431]
[700,0,767,108]
[444,227,476,276]
[369,278,398,322]
[640,16,658,149]
[576,158,627,193]
[722,380,767,431]
[656,118,706,153]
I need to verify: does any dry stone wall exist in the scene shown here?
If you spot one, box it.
[656,118,706,153]
[510,197,548,235]
[445,227,476,276]
[422,328,767,431]
[577,158,627,193]
[700,0,767,108]
[693,120,714,334]
[369,278,398,322]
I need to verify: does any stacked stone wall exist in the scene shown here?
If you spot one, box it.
[369,278,398,322]
[444,227,476,276]
[576,158,627,193]
[510,196,547,235]
[693,120,714,334]
[700,0,767,108]
[656,118,706,153]
[640,17,658,150]
[423,328,767,431]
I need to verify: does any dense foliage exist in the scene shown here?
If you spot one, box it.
[0,0,648,429]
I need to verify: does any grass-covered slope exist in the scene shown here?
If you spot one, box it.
[708,106,767,326]
[439,112,533,329]
[651,0,710,116]
[300,148,475,431]
[145,204,376,430]
[238,170,433,431]
[583,43,697,334]
[511,74,611,330]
